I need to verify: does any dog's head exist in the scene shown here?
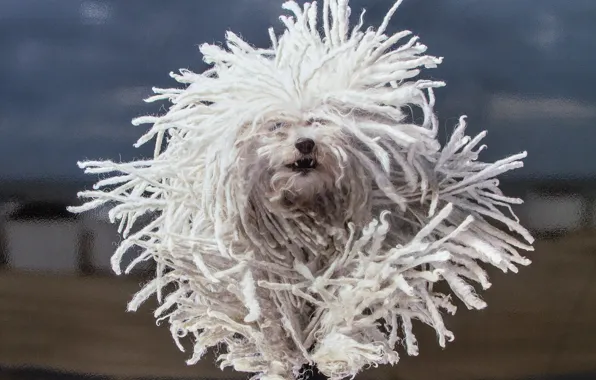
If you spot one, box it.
[169,5,443,232]
[253,117,347,205]
[229,108,393,225]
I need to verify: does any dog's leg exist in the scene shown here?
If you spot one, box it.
[300,363,327,380]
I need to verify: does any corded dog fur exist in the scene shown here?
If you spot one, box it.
[70,1,534,379]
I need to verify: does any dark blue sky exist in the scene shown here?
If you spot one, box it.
[1,0,595,181]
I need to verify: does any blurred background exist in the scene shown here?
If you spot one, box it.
[1,0,595,379]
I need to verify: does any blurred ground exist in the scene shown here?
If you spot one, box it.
[1,228,595,380]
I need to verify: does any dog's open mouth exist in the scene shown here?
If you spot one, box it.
[286,158,318,172]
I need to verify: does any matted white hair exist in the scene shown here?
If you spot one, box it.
[70,1,534,379]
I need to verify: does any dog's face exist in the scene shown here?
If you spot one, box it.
[226,111,374,222]
[228,110,388,224]
[255,117,347,206]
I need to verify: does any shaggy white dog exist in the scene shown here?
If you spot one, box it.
[70,1,534,379]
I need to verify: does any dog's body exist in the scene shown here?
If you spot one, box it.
[70,1,533,379]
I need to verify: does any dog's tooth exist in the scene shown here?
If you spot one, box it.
[294,162,299,167]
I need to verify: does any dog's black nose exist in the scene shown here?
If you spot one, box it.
[295,138,315,154]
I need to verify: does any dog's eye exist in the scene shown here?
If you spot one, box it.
[307,118,326,125]
[269,122,286,132]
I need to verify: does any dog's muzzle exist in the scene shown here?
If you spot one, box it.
[286,156,318,172]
